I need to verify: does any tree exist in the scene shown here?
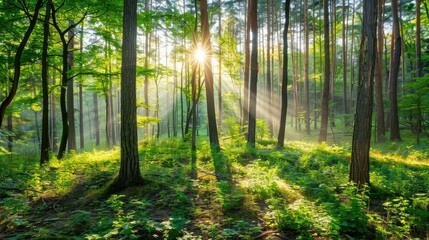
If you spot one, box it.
[218,0,222,132]
[389,0,402,141]
[242,0,250,127]
[67,23,77,152]
[349,0,377,186]
[304,0,310,135]
[375,0,386,143]
[0,0,43,128]
[415,0,423,144]
[112,0,143,189]
[41,0,52,165]
[51,2,86,159]
[277,0,291,148]
[266,0,273,136]
[247,0,258,147]
[342,0,349,124]
[200,0,220,148]
[318,0,331,143]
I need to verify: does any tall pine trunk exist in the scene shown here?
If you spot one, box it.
[266,0,273,136]
[277,0,291,148]
[243,0,250,127]
[389,0,402,141]
[319,0,331,143]
[41,0,52,165]
[415,0,422,144]
[350,0,377,187]
[201,0,220,148]
[79,23,85,149]
[375,0,386,143]
[342,0,349,125]
[304,0,310,135]
[67,24,76,152]
[112,0,143,190]
[247,0,258,147]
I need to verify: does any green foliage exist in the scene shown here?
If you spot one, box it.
[256,119,269,140]
[0,193,30,230]
[136,115,160,128]
[1,138,429,239]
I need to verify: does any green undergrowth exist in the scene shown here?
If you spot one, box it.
[0,137,428,239]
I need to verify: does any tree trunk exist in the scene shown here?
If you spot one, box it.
[51,73,57,151]
[218,0,222,133]
[172,48,178,137]
[342,0,349,124]
[32,79,41,148]
[247,0,258,147]
[79,22,85,149]
[277,0,291,148]
[7,114,13,153]
[243,0,250,127]
[266,0,273,136]
[93,93,100,146]
[375,0,386,143]
[201,0,220,148]
[109,47,116,145]
[144,0,150,138]
[350,0,377,187]
[313,0,318,130]
[318,0,331,143]
[349,2,356,112]
[415,0,422,144]
[330,0,337,129]
[112,0,143,190]
[0,0,43,128]
[389,0,402,141]
[41,0,52,165]
[67,24,76,152]
[304,0,310,135]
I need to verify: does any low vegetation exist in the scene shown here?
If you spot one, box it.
[1,135,428,239]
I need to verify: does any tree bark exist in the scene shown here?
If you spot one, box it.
[113,0,143,189]
[342,0,349,124]
[67,24,77,152]
[304,0,310,135]
[144,0,150,138]
[277,0,291,148]
[201,0,220,148]
[79,22,85,149]
[389,0,402,141]
[247,0,258,147]
[330,0,337,128]
[318,0,331,143]
[375,0,386,143]
[415,0,422,144]
[93,93,100,146]
[41,0,52,165]
[218,0,222,133]
[350,0,377,187]
[266,0,273,136]
[243,0,250,127]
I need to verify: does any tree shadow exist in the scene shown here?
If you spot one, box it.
[210,146,231,182]
[242,143,429,239]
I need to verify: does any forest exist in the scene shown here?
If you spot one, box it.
[0,0,428,239]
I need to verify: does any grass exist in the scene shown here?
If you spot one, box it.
[0,134,428,239]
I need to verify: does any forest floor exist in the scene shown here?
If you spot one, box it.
[0,133,428,239]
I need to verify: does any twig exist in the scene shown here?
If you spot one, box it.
[254,230,279,239]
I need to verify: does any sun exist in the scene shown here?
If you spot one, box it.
[194,45,206,63]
